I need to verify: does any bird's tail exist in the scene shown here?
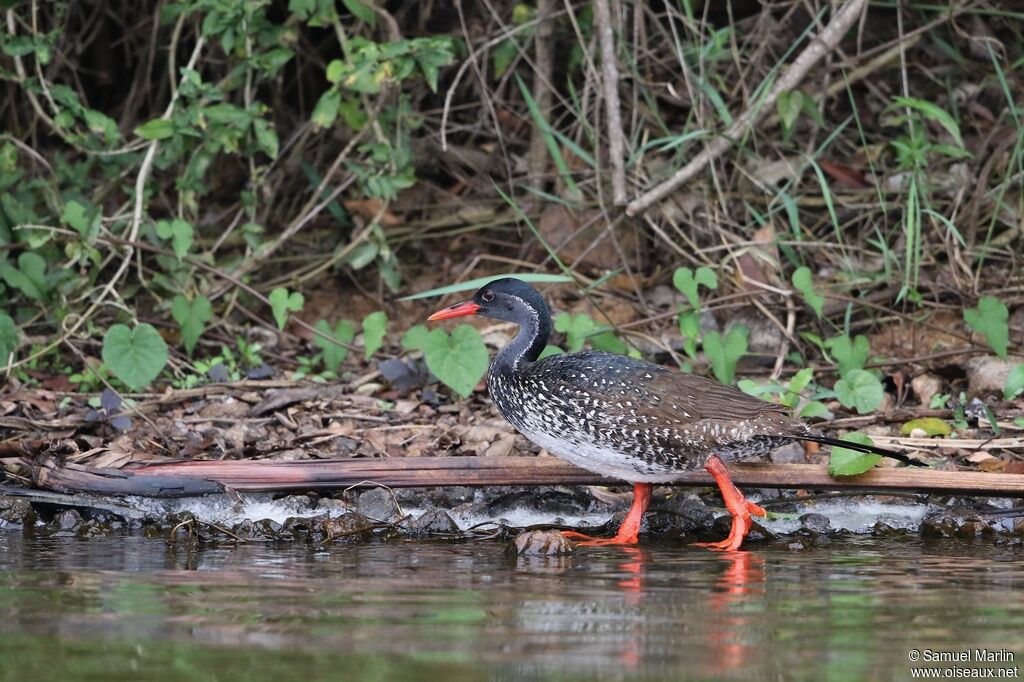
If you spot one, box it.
[795,434,925,467]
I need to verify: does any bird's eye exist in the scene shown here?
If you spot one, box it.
[481,290,495,302]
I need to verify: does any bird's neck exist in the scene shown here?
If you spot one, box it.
[492,306,550,375]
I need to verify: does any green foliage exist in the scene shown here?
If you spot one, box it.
[834,369,884,414]
[268,288,304,330]
[554,313,594,353]
[313,319,356,372]
[703,325,747,385]
[791,266,823,319]
[1005,365,1024,401]
[776,90,823,142]
[155,218,194,260]
[963,296,1009,357]
[0,313,19,363]
[825,334,870,377]
[738,367,828,418]
[0,252,49,301]
[403,324,488,398]
[362,311,387,360]
[673,266,718,309]
[900,417,952,437]
[171,295,212,356]
[827,432,881,477]
[101,323,168,391]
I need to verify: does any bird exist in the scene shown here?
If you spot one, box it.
[428,277,922,551]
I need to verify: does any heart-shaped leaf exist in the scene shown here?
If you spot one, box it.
[826,334,870,377]
[554,312,595,353]
[673,266,718,309]
[0,313,19,363]
[791,266,823,319]
[401,324,430,351]
[900,417,952,437]
[703,325,747,385]
[422,324,488,398]
[0,252,48,300]
[134,118,175,140]
[102,323,168,391]
[269,287,304,330]
[964,296,1008,358]
[61,200,99,239]
[1005,364,1024,401]
[155,218,193,260]
[171,294,212,355]
[834,369,884,414]
[313,319,356,371]
[362,311,387,359]
[828,432,882,476]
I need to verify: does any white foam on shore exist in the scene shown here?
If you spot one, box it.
[127,493,930,534]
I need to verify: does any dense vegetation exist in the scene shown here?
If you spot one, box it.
[1,2,1022,459]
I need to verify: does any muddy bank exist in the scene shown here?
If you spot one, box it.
[2,485,1022,552]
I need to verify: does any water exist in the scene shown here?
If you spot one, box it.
[1,532,1022,681]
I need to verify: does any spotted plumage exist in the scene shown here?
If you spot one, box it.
[428,277,920,550]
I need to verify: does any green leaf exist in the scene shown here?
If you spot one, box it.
[826,334,870,377]
[171,295,212,356]
[253,118,279,159]
[590,331,627,355]
[314,319,356,371]
[0,313,19,363]
[834,369,884,414]
[673,266,717,309]
[312,90,341,128]
[101,323,168,391]
[155,218,193,260]
[828,432,882,476]
[1005,364,1024,401]
[703,325,747,385]
[554,312,595,353]
[399,273,573,301]
[890,96,965,148]
[791,266,823,319]
[362,311,387,359]
[900,417,952,437]
[964,296,1009,358]
[342,0,376,25]
[61,200,99,239]
[401,324,431,351]
[777,90,802,135]
[538,344,563,359]
[268,287,304,330]
[134,118,174,140]
[797,400,829,418]
[0,252,48,300]
[421,325,488,399]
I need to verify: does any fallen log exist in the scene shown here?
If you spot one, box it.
[30,456,1024,498]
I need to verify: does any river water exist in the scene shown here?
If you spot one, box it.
[1,531,1022,681]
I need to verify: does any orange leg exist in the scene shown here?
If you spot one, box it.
[693,455,766,552]
[562,483,653,546]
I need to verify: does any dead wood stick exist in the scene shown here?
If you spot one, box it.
[625,0,868,216]
[527,0,556,186]
[30,456,1024,498]
[593,0,627,205]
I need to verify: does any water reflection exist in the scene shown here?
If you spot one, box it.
[0,532,1022,680]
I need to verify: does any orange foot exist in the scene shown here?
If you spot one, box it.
[561,483,652,547]
[693,455,766,552]
[561,529,639,546]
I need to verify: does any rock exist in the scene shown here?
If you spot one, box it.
[318,512,381,543]
[277,495,315,513]
[965,356,1018,394]
[357,488,401,521]
[770,441,806,464]
[408,508,461,535]
[921,509,1007,539]
[316,497,352,513]
[647,494,714,536]
[798,513,832,535]
[0,495,34,526]
[911,373,944,407]
[53,509,84,532]
[511,530,575,555]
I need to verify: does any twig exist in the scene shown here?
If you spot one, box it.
[592,0,627,205]
[625,0,869,216]
[526,0,555,186]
